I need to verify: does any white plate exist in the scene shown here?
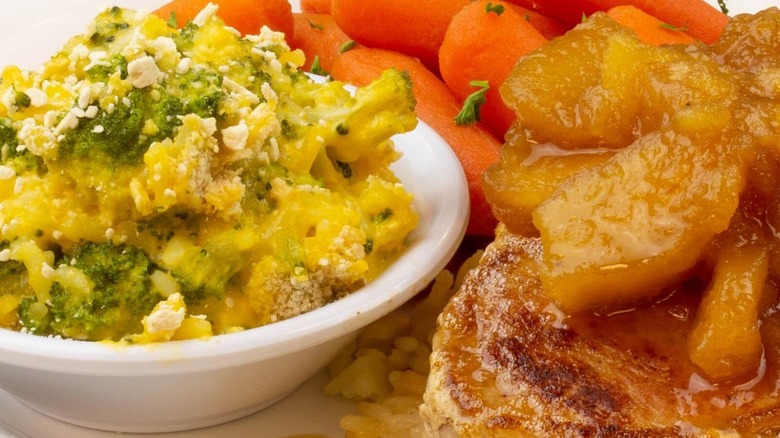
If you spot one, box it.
[0,1,777,437]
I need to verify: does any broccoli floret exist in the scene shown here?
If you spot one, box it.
[86,6,131,47]
[0,240,34,301]
[0,259,30,295]
[58,68,225,168]
[18,297,51,334]
[169,236,243,302]
[17,241,161,341]
[314,68,418,162]
[170,69,226,120]
[59,90,147,166]
[173,21,199,54]
[71,241,160,314]
[85,53,128,82]
[0,117,41,172]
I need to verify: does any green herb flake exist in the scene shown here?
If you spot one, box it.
[14,91,30,109]
[280,119,297,138]
[307,20,324,30]
[310,56,330,78]
[339,40,357,53]
[374,208,393,223]
[167,11,177,28]
[659,23,688,32]
[718,0,729,14]
[486,2,505,15]
[336,160,353,178]
[454,80,490,126]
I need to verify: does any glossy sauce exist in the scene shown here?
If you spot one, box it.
[567,276,780,433]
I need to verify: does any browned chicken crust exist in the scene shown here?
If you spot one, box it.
[421,225,780,437]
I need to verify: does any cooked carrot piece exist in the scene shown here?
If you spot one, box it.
[301,0,332,14]
[508,4,570,39]
[504,0,595,27]
[291,13,354,71]
[330,0,470,73]
[154,0,294,43]
[507,0,729,43]
[331,47,501,236]
[607,5,697,45]
[439,1,548,139]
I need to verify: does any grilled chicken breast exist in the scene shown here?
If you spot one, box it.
[421,225,780,437]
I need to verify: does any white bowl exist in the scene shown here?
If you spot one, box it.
[0,119,469,433]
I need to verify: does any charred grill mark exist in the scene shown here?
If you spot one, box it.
[555,422,682,438]
[484,414,522,430]
[442,375,483,417]
[733,404,780,435]
[443,285,478,337]
[484,336,627,421]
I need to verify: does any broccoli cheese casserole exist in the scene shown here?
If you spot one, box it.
[0,5,419,343]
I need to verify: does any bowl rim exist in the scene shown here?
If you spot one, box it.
[0,119,469,376]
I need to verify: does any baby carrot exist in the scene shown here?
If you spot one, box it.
[331,47,501,236]
[504,0,596,26]
[291,13,354,72]
[154,0,294,43]
[607,5,696,46]
[301,0,331,14]
[330,0,470,73]
[439,1,548,139]
[505,0,728,43]
[584,0,728,43]
[508,4,569,39]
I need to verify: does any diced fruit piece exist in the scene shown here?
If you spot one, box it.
[688,209,768,382]
[500,14,647,149]
[714,7,780,74]
[637,48,737,135]
[501,13,738,151]
[483,124,615,236]
[533,130,745,312]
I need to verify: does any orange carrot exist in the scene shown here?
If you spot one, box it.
[507,0,729,44]
[291,13,355,72]
[589,0,729,44]
[330,0,470,73]
[439,1,548,140]
[331,47,501,236]
[508,4,570,39]
[154,0,294,43]
[504,0,596,27]
[607,5,696,45]
[300,0,332,14]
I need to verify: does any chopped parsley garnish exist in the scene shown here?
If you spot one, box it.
[486,2,505,15]
[454,80,490,126]
[659,23,688,32]
[718,0,729,14]
[336,160,353,178]
[167,11,178,28]
[310,56,330,78]
[307,20,324,30]
[374,208,393,223]
[14,91,30,109]
[339,40,357,53]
